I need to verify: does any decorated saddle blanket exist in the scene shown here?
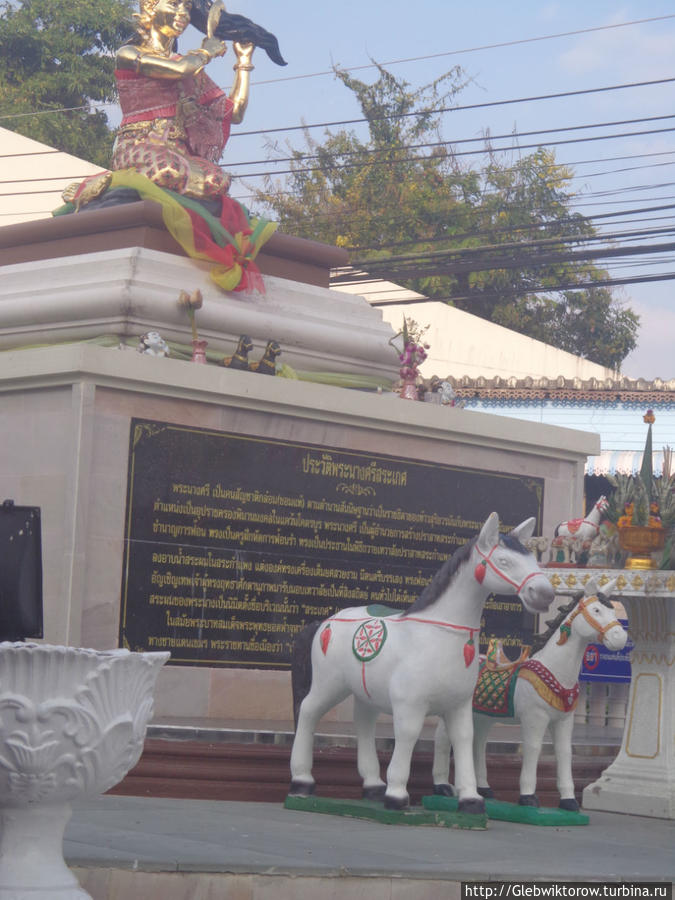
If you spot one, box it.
[472,659,520,718]
[473,657,580,716]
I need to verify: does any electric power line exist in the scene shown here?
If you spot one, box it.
[365,270,675,307]
[225,113,675,169]
[251,15,675,86]
[231,76,675,138]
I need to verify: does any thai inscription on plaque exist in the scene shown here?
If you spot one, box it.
[120,419,544,667]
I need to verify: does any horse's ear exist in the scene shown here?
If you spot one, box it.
[477,512,500,551]
[584,575,600,597]
[510,517,536,542]
[598,577,620,600]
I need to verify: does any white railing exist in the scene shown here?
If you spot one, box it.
[575,681,629,729]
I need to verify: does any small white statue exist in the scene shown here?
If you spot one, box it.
[439,381,465,407]
[138,331,170,357]
[525,535,549,564]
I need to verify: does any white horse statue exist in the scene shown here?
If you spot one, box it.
[554,496,609,542]
[431,577,627,811]
[288,512,554,813]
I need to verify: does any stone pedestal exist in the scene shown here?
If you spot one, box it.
[0,204,600,729]
[547,569,675,819]
[0,343,597,723]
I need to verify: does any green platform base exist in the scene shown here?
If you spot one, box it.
[422,795,589,826]
[284,794,488,829]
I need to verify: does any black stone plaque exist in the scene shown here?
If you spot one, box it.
[120,419,544,667]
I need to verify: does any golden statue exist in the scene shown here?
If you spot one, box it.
[59,1,284,292]
[113,0,253,200]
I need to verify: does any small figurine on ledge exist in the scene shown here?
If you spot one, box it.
[223,335,254,370]
[138,331,170,357]
[554,495,609,543]
[249,340,281,375]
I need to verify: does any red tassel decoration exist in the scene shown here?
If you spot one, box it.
[320,624,332,655]
[463,636,476,667]
[474,560,487,583]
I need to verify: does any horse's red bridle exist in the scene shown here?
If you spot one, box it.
[475,541,546,594]
[558,594,622,645]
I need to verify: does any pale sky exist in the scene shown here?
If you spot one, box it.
[120,2,675,378]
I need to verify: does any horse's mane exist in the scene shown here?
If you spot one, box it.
[404,530,531,615]
[531,590,613,652]
[404,536,477,615]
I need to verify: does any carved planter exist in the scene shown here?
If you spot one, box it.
[0,643,169,900]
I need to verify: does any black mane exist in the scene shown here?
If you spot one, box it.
[500,533,530,555]
[531,590,613,652]
[403,529,531,615]
[404,536,477,615]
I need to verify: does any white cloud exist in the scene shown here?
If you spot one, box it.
[621,298,675,380]
[559,15,675,81]
[538,3,562,22]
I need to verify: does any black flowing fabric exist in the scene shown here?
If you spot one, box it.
[189,3,287,66]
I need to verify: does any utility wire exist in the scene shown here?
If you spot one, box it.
[229,149,675,203]
[367,270,675,307]
[230,125,675,179]
[251,15,675,86]
[0,105,88,121]
[232,76,675,137]
[225,113,675,168]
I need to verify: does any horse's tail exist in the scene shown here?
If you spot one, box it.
[291,620,322,730]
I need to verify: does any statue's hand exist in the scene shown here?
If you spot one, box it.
[200,37,227,59]
[233,41,255,65]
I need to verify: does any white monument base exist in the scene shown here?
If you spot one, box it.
[0,247,398,382]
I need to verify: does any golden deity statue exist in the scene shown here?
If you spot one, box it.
[113,0,253,201]
[59,1,284,291]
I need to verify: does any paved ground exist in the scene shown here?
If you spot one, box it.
[65,795,674,883]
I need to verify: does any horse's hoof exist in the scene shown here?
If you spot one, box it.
[477,786,495,799]
[559,798,580,812]
[433,783,457,797]
[458,797,486,815]
[288,780,315,797]
[362,785,387,801]
[384,793,409,810]
[519,794,540,807]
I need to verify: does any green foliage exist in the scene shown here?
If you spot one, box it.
[255,66,639,369]
[652,475,675,529]
[604,474,635,524]
[0,0,135,165]
[630,476,650,527]
[605,473,675,529]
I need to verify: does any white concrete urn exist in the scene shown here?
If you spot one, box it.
[0,643,169,900]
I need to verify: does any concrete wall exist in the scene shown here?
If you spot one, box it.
[332,287,618,381]
[0,126,101,226]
